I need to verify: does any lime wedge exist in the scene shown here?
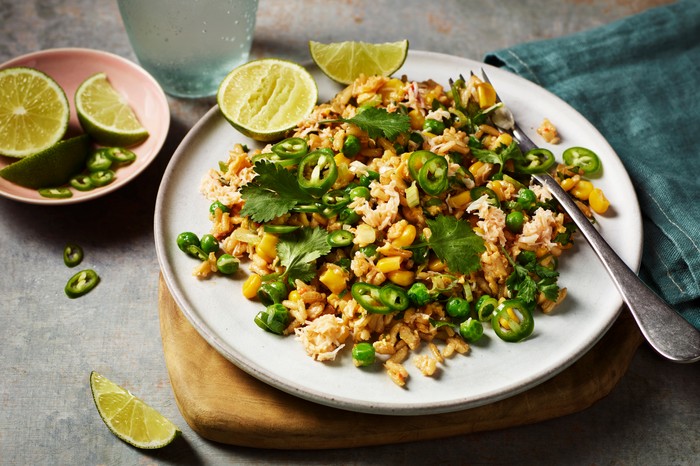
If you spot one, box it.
[0,135,90,189]
[309,40,409,85]
[90,371,180,449]
[75,72,149,147]
[0,67,70,158]
[217,58,318,142]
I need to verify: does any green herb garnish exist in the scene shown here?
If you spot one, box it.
[277,227,332,283]
[240,160,315,223]
[324,107,410,140]
[425,215,485,274]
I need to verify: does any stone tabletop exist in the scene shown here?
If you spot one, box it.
[1,1,698,464]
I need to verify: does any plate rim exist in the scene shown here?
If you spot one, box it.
[0,47,170,205]
[155,50,643,415]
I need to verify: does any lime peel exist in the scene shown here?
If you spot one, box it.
[0,135,90,189]
[90,371,180,449]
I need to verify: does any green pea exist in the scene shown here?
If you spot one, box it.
[358,170,379,187]
[446,296,470,319]
[199,234,219,254]
[351,342,376,367]
[517,188,537,211]
[506,210,525,233]
[257,281,287,306]
[342,134,361,157]
[177,232,200,255]
[216,254,239,275]
[209,201,230,215]
[407,282,431,307]
[254,303,289,335]
[348,186,371,200]
[459,318,484,342]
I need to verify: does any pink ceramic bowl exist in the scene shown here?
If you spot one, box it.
[0,48,170,204]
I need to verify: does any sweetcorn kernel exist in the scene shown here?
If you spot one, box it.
[242,274,262,299]
[387,270,415,287]
[571,180,594,201]
[589,188,610,214]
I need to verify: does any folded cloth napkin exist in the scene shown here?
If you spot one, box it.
[484,0,700,330]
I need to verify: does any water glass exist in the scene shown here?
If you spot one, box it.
[117,0,258,98]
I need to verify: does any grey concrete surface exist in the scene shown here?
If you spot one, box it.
[1,1,698,464]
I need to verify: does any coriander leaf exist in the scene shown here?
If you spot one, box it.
[277,227,331,283]
[504,260,537,303]
[471,141,522,174]
[240,161,314,223]
[537,278,561,302]
[337,107,410,140]
[426,215,485,274]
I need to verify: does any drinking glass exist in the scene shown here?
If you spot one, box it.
[117,0,258,98]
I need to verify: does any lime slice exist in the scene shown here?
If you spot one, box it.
[75,72,149,147]
[0,67,70,158]
[217,58,318,142]
[90,371,180,449]
[0,135,90,189]
[309,40,409,85]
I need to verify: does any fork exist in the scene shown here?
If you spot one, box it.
[478,68,700,363]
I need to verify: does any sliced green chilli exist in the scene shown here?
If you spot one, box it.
[63,243,84,267]
[562,146,601,175]
[65,269,100,298]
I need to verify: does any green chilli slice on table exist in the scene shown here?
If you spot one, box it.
[175,46,613,388]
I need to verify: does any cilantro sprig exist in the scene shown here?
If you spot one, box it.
[424,215,485,274]
[469,140,523,176]
[239,160,315,223]
[323,107,410,140]
[277,227,331,283]
[504,249,560,303]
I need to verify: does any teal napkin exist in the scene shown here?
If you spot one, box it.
[485,0,700,330]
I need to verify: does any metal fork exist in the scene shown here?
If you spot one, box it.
[478,68,700,363]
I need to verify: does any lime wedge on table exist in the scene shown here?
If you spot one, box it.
[0,135,90,189]
[217,58,318,142]
[0,67,70,158]
[309,40,409,85]
[90,371,180,449]
[75,72,149,147]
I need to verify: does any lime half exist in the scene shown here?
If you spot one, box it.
[75,72,149,147]
[217,58,318,142]
[0,67,70,158]
[0,135,90,189]
[90,371,180,449]
[309,40,409,85]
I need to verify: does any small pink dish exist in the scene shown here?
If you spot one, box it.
[0,48,170,205]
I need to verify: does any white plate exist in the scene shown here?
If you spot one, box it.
[154,51,642,415]
[0,48,170,205]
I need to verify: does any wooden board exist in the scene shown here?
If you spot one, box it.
[158,274,643,449]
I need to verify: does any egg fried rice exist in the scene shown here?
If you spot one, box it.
[196,72,608,387]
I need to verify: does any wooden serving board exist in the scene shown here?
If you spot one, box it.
[158,274,642,449]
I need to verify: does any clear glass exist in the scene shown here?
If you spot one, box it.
[117,0,258,98]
